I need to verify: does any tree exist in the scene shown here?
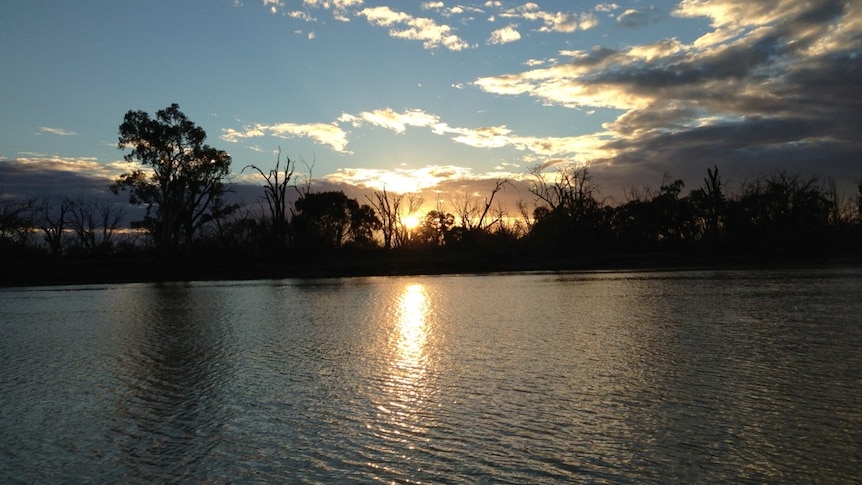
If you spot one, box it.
[528,164,605,249]
[243,148,296,255]
[36,197,69,256]
[292,191,380,250]
[366,189,423,249]
[367,188,403,249]
[726,171,834,253]
[349,203,382,247]
[452,178,509,231]
[415,210,455,247]
[690,165,726,243]
[652,175,695,242]
[111,103,232,255]
[0,194,37,250]
[66,196,125,255]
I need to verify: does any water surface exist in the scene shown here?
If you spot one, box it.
[1,268,860,483]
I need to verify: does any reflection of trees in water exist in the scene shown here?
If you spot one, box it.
[110,283,232,481]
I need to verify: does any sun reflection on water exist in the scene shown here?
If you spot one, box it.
[394,283,429,369]
[374,283,435,442]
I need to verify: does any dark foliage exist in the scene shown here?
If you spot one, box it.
[112,103,233,256]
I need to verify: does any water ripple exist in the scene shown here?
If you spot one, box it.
[1,270,861,482]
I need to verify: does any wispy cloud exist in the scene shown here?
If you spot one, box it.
[616,7,656,28]
[335,107,606,160]
[268,0,362,21]
[339,108,441,134]
[498,4,598,33]
[358,6,471,50]
[595,3,619,14]
[422,1,478,18]
[222,122,350,153]
[264,1,600,49]
[224,105,609,166]
[39,127,78,137]
[302,0,362,21]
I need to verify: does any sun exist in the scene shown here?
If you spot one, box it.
[403,215,421,230]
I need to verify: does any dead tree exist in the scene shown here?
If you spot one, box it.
[452,178,510,231]
[367,188,403,249]
[243,148,295,254]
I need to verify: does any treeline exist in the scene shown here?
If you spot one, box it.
[2,104,862,278]
[516,164,862,258]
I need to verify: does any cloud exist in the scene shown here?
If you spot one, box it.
[358,6,470,50]
[488,24,521,45]
[0,157,127,199]
[303,0,363,21]
[499,4,598,33]
[448,125,513,149]
[322,164,536,220]
[222,122,350,153]
[289,11,315,22]
[270,0,362,22]
[263,0,283,14]
[339,108,441,134]
[228,101,617,181]
[335,107,609,161]
[303,0,363,8]
[421,1,471,17]
[673,0,847,48]
[39,127,78,137]
[470,0,862,192]
[325,164,478,193]
[616,8,655,28]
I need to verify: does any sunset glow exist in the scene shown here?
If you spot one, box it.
[402,215,421,231]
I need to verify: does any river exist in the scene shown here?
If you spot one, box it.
[1,268,860,483]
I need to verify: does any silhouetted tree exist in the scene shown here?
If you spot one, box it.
[218,207,268,252]
[243,148,296,255]
[36,197,69,256]
[452,178,509,231]
[292,191,380,250]
[349,203,382,248]
[199,195,241,250]
[112,103,232,255]
[65,196,125,255]
[726,171,834,253]
[613,187,655,249]
[367,188,402,249]
[0,194,37,250]
[652,176,696,242]
[528,164,605,250]
[36,197,68,256]
[415,210,455,247]
[395,193,424,248]
[689,165,726,243]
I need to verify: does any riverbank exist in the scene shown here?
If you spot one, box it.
[3,248,861,287]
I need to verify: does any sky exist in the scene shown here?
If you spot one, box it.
[1,0,861,213]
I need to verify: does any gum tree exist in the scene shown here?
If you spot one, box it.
[112,103,232,255]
